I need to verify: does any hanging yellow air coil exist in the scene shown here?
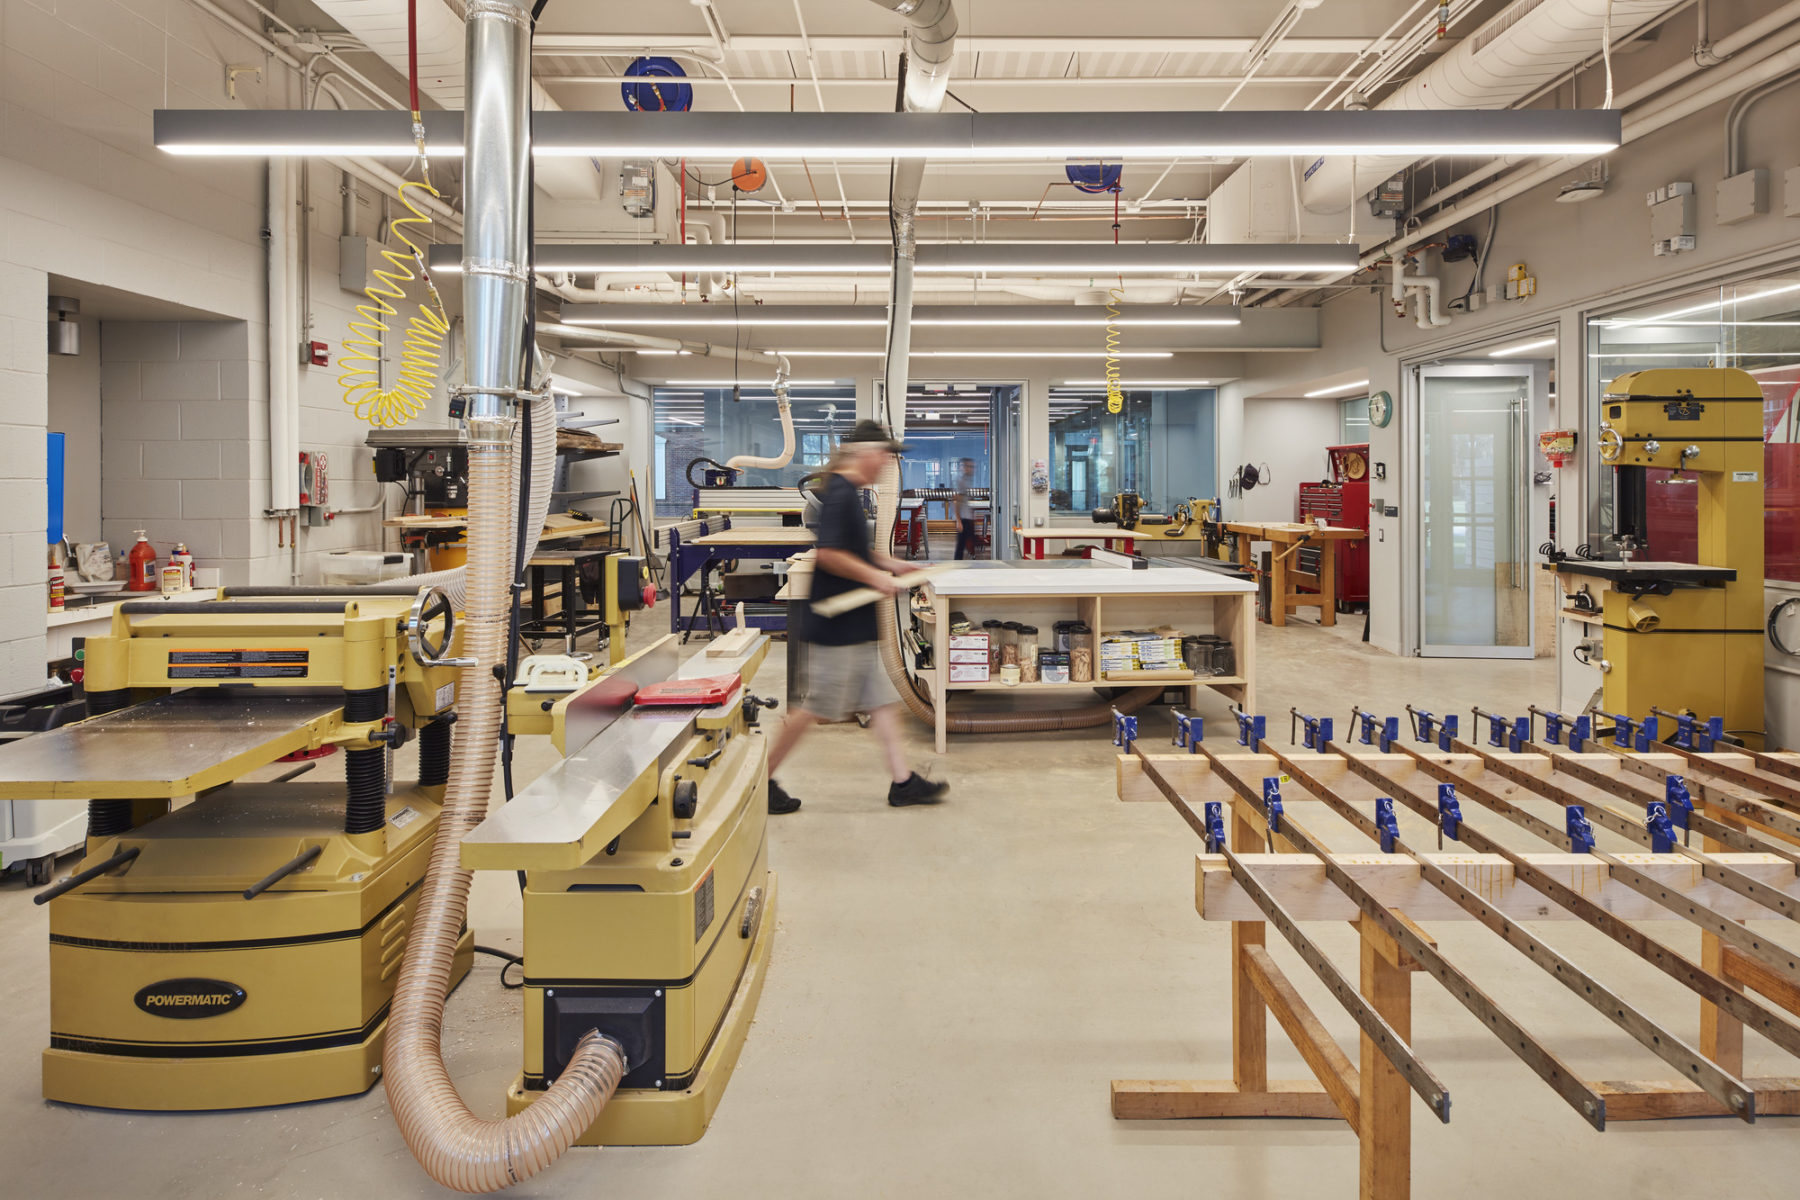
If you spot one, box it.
[339,179,450,428]
[1104,285,1126,414]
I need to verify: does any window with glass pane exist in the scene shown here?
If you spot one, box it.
[652,386,856,517]
[1341,394,1371,442]
[1586,275,1800,578]
[1047,388,1217,516]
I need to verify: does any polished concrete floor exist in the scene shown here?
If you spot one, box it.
[4,616,1799,1198]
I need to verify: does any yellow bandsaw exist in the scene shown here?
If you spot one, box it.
[0,585,472,1111]
[1549,367,1765,737]
[2,566,773,1146]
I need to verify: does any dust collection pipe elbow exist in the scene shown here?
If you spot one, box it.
[726,358,797,472]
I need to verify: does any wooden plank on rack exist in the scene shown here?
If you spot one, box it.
[1110,1078,1344,1121]
[1195,852,1800,923]
[1243,944,1360,1131]
[1595,1078,1800,1121]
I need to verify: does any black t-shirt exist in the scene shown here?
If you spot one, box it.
[806,472,878,646]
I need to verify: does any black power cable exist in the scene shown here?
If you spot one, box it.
[473,944,525,989]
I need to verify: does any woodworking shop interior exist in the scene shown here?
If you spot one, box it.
[15,0,1800,1197]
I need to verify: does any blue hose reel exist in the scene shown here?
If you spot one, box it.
[1065,162,1123,194]
[622,57,693,113]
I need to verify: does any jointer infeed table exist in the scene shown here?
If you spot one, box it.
[1112,704,1800,1199]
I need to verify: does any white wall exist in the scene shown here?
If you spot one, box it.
[1234,395,1343,524]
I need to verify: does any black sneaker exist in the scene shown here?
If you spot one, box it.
[768,779,802,815]
[888,773,949,807]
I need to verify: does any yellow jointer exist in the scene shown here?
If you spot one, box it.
[464,632,778,1147]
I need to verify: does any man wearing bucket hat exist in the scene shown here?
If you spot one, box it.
[765,420,949,814]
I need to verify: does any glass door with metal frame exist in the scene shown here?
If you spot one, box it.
[1416,361,1544,657]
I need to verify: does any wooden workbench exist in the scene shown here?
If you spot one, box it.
[1226,522,1365,627]
[919,562,1255,754]
[382,514,619,542]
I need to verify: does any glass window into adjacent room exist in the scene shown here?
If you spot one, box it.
[651,385,856,518]
[1340,394,1371,443]
[1584,272,1800,579]
[1046,387,1218,517]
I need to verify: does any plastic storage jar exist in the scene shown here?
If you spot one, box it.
[1069,625,1094,683]
[1018,625,1040,682]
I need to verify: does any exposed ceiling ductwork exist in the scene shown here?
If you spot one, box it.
[1297,0,1685,214]
[309,0,602,199]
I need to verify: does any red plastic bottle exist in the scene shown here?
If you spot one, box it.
[126,530,158,592]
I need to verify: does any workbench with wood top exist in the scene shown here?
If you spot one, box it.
[665,516,815,638]
[916,560,1255,754]
[1225,521,1366,627]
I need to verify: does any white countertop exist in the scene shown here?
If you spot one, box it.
[927,564,1254,597]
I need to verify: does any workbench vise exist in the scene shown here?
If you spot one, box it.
[0,586,472,1112]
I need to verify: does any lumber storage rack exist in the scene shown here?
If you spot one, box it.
[1110,705,1800,1200]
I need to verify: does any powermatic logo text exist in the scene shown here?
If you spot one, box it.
[134,978,247,1019]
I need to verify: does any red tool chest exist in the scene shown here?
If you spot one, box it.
[1296,443,1370,608]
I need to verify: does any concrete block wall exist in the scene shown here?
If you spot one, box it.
[0,260,50,691]
[99,320,263,585]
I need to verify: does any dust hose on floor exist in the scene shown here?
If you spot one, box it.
[871,457,1161,733]
[381,427,624,1193]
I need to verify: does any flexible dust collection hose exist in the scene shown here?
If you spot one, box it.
[382,427,626,1193]
[724,381,795,472]
[1104,285,1126,415]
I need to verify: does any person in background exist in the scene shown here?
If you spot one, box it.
[953,457,978,560]
[766,420,949,814]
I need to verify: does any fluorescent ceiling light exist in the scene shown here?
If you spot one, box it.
[1610,282,1800,325]
[1058,378,1216,386]
[559,303,1244,329]
[1487,337,1556,358]
[1304,379,1371,397]
[762,349,1176,358]
[433,243,1359,276]
[653,379,850,386]
[154,108,1620,160]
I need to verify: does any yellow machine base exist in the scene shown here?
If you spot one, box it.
[43,933,472,1112]
[505,871,778,1147]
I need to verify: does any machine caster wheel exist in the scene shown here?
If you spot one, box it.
[25,856,53,887]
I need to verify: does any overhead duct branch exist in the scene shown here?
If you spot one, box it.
[857,0,1149,734]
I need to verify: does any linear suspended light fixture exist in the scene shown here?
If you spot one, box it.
[428,242,1360,275]
[1304,379,1371,397]
[153,108,1620,160]
[558,303,1244,328]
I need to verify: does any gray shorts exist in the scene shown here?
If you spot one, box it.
[795,640,901,722]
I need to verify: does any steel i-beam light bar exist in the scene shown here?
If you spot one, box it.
[153,108,1622,161]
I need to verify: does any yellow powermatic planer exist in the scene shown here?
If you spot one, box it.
[476,631,779,1146]
[0,585,475,1111]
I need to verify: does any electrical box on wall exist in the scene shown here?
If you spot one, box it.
[1717,169,1769,225]
[338,235,385,293]
[620,160,654,218]
[1786,167,1800,218]
[1648,181,1696,255]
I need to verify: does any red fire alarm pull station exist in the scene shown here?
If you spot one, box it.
[308,340,329,367]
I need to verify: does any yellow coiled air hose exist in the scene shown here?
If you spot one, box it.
[339,179,451,428]
[1104,285,1126,414]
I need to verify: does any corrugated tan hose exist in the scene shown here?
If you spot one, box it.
[383,428,626,1193]
[381,2,623,1191]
